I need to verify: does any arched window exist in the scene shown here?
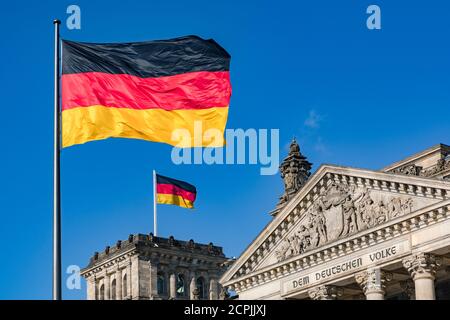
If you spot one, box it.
[99,284,105,300]
[157,273,165,295]
[122,274,128,298]
[176,274,185,297]
[111,279,116,300]
[196,277,206,299]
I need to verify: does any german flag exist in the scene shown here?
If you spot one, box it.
[61,36,231,148]
[156,174,197,209]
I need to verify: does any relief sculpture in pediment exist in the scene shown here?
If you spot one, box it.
[274,182,414,262]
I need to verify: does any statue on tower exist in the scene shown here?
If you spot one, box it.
[271,139,312,216]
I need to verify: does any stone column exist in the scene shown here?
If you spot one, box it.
[355,268,393,300]
[149,261,158,298]
[86,275,96,300]
[126,260,132,299]
[86,275,93,300]
[209,278,218,300]
[400,279,415,300]
[116,266,122,300]
[403,252,441,300]
[308,285,343,300]
[104,273,111,300]
[130,256,140,300]
[190,273,197,300]
[169,273,177,299]
[93,275,98,300]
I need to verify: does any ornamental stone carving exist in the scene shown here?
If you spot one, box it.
[308,285,343,300]
[420,157,450,177]
[274,182,414,262]
[390,155,450,178]
[402,252,442,280]
[277,139,312,207]
[391,164,423,176]
[355,269,393,295]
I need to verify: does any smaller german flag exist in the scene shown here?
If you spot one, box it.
[156,174,197,209]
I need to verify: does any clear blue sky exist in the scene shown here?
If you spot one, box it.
[0,0,449,299]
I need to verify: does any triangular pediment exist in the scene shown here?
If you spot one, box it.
[220,164,450,286]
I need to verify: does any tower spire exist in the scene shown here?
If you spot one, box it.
[271,139,312,216]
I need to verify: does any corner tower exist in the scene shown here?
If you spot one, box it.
[81,234,230,300]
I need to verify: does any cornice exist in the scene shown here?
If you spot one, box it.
[81,247,138,278]
[382,143,450,172]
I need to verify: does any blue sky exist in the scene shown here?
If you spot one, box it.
[0,0,449,299]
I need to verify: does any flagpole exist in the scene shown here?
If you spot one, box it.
[53,19,62,300]
[153,170,157,236]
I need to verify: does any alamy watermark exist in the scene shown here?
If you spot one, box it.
[367,5,381,30]
[66,265,81,290]
[170,122,280,176]
[66,4,81,30]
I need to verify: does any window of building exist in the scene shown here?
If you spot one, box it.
[99,284,105,300]
[176,274,185,297]
[196,277,206,299]
[122,275,127,298]
[111,279,116,300]
[157,273,165,295]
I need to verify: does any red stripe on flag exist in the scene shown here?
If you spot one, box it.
[156,183,197,202]
[62,71,231,111]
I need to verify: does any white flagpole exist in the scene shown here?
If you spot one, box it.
[153,170,157,236]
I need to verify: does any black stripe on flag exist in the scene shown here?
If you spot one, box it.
[62,35,230,78]
[156,174,197,194]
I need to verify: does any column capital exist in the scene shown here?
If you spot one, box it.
[355,268,393,295]
[308,285,343,300]
[402,252,442,280]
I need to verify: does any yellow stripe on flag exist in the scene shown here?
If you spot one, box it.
[62,105,229,148]
[156,194,194,209]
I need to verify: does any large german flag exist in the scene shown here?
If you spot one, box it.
[61,36,231,148]
[156,174,197,209]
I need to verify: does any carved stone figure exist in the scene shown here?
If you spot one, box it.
[310,203,328,246]
[340,195,358,237]
[296,225,311,253]
[358,192,375,228]
[374,200,388,224]
[275,240,291,261]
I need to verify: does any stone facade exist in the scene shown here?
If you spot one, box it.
[81,234,229,300]
[220,142,450,300]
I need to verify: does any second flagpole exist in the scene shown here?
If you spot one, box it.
[153,170,157,236]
